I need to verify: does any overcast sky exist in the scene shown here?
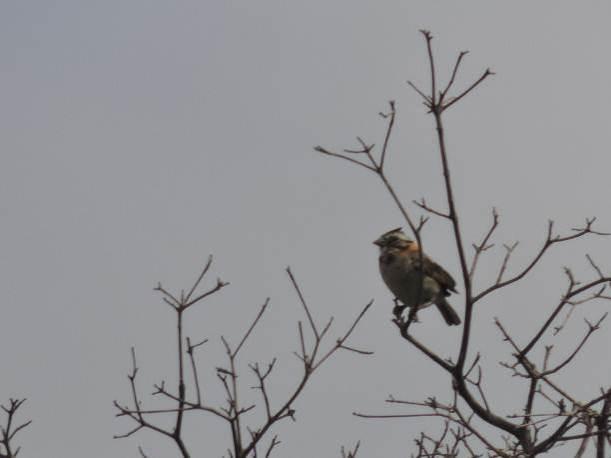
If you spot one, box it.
[1,2,611,457]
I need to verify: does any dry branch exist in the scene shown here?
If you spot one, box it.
[0,399,31,458]
[114,259,372,457]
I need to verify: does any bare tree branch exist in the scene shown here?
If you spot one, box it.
[0,399,31,458]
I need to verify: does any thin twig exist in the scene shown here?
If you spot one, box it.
[469,208,499,280]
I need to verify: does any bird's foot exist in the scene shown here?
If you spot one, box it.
[392,298,408,319]
[407,307,420,324]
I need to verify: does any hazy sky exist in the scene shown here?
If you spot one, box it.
[1,2,611,457]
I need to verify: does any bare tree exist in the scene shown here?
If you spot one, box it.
[113,256,372,457]
[0,398,31,458]
[317,30,611,457]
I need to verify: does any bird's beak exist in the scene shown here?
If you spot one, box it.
[373,238,384,247]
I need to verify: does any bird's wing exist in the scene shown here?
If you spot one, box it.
[416,255,458,293]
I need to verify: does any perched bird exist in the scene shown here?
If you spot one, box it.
[374,227,461,326]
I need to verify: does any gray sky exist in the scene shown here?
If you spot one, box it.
[1,1,610,456]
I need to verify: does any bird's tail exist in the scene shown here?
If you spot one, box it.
[435,297,461,326]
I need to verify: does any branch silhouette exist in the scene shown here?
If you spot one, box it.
[317,30,611,457]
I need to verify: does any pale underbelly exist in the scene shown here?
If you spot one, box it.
[382,267,439,308]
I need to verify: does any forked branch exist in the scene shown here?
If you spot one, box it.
[115,260,372,458]
[0,399,31,458]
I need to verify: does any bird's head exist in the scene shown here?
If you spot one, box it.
[373,227,417,251]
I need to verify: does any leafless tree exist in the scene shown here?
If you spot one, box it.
[113,256,372,457]
[0,398,31,458]
[317,30,611,457]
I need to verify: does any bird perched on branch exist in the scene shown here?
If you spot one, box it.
[374,227,461,326]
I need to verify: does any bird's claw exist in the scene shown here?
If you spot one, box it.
[392,298,408,319]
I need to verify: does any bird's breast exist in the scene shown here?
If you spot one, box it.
[378,252,437,307]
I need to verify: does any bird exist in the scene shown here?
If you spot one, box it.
[373,227,461,326]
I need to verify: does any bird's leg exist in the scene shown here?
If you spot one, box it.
[393,298,420,324]
[392,298,407,319]
[407,305,420,324]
